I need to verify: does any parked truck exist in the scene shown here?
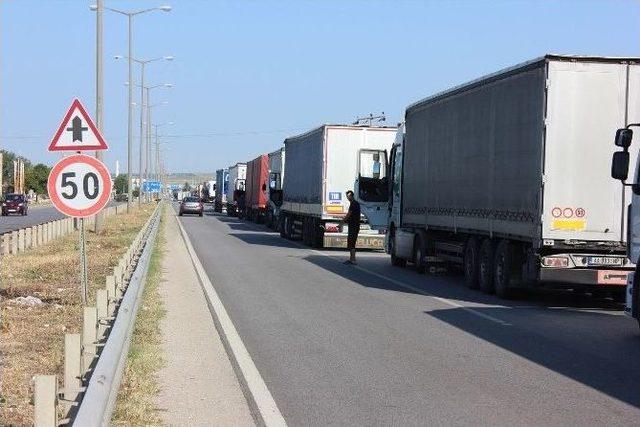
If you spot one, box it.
[611,117,640,328]
[226,163,247,217]
[359,55,638,298]
[281,124,396,248]
[245,154,269,223]
[266,147,285,230]
[202,180,216,203]
[214,168,229,213]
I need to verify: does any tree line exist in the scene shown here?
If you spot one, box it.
[1,150,51,196]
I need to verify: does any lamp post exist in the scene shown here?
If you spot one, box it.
[117,59,172,205]
[91,4,171,211]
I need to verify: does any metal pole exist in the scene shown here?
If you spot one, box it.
[95,0,105,232]
[127,15,133,211]
[138,62,145,206]
[146,90,152,200]
[79,218,88,305]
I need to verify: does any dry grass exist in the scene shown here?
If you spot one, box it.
[0,204,155,426]
[112,207,166,426]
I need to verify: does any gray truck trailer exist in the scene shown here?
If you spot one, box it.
[361,55,640,298]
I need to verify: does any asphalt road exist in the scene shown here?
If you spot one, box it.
[177,203,640,426]
[0,202,125,234]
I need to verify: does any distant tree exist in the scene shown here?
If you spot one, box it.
[182,182,191,191]
[25,163,50,195]
[114,174,128,194]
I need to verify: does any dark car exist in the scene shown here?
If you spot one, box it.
[2,194,28,216]
[179,196,204,217]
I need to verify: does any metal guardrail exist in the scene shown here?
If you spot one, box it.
[32,202,163,426]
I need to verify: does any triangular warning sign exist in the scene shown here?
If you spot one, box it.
[49,98,108,151]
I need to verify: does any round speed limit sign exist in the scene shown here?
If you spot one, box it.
[48,154,112,218]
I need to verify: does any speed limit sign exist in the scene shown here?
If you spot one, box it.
[48,154,112,218]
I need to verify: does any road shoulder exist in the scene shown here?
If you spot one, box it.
[155,211,255,426]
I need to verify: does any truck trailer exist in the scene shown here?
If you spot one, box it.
[214,168,229,213]
[360,55,639,298]
[226,163,247,217]
[266,147,285,230]
[244,154,269,223]
[281,124,396,249]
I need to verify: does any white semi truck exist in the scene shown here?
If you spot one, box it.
[359,55,639,298]
[226,162,247,217]
[281,124,396,248]
[612,122,640,328]
[266,147,285,230]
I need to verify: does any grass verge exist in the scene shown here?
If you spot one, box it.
[0,204,155,425]
[112,206,166,425]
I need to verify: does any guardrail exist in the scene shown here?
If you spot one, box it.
[0,203,129,255]
[32,202,163,426]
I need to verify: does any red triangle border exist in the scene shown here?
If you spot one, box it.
[49,98,109,151]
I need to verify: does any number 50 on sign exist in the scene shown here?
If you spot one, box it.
[48,154,112,218]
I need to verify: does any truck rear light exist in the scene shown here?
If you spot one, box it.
[541,256,569,268]
[325,223,340,233]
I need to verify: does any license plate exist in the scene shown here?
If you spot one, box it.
[587,257,623,266]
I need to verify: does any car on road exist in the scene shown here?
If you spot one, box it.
[2,194,28,216]
[179,196,204,217]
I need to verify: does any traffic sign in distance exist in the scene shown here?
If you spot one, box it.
[47,154,113,218]
[142,181,162,193]
[49,99,109,151]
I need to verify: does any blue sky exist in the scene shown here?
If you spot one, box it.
[1,0,639,174]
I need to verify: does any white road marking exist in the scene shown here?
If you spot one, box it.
[175,214,287,427]
[303,246,512,327]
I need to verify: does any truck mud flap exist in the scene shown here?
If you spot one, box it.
[323,234,385,250]
[539,268,631,286]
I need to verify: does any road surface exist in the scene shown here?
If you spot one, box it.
[0,202,124,234]
[176,203,640,426]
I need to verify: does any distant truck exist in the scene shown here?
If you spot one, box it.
[281,124,396,248]
[214,168,229,213]
[202,180,216,203]
[360,55,638,298]
[266,147,285,230]
[245,154,269,222]
[226,163,247,217]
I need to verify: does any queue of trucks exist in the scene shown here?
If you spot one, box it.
[205,55,640,326]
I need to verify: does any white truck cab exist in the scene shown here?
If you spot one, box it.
[612,126,640,328]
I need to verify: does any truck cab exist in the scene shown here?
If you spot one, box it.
[612,126,640,328]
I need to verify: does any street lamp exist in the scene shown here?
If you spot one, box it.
[90,3,171,210]
[116,56,173,205]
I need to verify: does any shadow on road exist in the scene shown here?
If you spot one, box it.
[300,252,640,408]
[426,305,640,408]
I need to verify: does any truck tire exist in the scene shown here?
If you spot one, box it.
[414,234,427,274]
[494,239,514,299]
[463,236,480,289]
[479,238,495,294]
[280,215,287,238]
[390,227,406,267]
[312,219,324,248]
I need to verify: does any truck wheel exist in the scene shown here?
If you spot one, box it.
[479,238,495,294]
[279,215,287,238]
[463,237,480,289]
[414,235,427,274]
[312,219,323,248]
[390,228,406,267]
[494,239,514,299]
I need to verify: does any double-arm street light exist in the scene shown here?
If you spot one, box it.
[90,3,171,210]
[118,57,173,205]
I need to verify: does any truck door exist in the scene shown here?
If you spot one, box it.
[355,149,390,229]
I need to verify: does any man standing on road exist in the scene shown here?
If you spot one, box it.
[341,190,360,265]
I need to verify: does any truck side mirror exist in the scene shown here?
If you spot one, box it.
[615,128,633,148]
[611,151,630,181]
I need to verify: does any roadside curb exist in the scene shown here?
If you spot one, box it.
[174,211,287,427]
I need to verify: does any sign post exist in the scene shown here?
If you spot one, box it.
[48,99,110,305]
